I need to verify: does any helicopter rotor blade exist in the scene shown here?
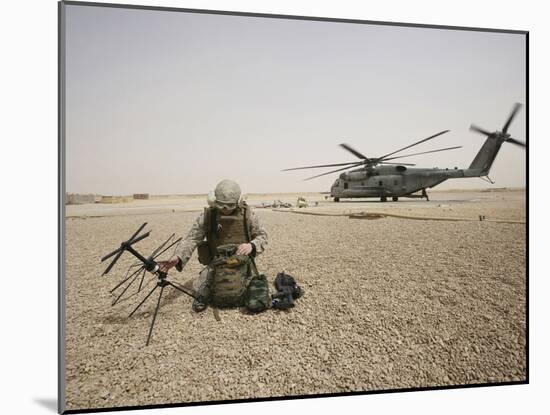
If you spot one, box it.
[339,143,369,160]
[506,137,526,148]
[378,161,416,166]
[304,162,363,181]
[469,124,492,136]
[381,146,462,162]
[377,130,450,160]
[502,103,522,134]
[281,161,363,171]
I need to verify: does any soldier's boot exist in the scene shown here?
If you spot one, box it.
[192,297,208,313]
[192,278,212,313]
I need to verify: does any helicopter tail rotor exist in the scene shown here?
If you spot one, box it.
[502,102,522,134]
[469,103,525,148]
[468,103,525,174]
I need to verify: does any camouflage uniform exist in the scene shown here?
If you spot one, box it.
[173,205,268,293]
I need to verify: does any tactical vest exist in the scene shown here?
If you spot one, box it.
[210,207,250,246]
[200,206,254,307]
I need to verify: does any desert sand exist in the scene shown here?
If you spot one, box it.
[64,189,526,410]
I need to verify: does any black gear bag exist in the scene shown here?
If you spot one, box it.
[271,272,304,310]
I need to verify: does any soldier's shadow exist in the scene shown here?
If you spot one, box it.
[238,307,258,316]
[238,305,293,316]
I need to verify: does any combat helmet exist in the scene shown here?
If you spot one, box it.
[213,179,241,214]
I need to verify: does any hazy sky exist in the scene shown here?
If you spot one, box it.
[64,4,526,195]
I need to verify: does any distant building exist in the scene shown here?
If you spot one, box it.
[133,193,150,200]
[100,195,132,204]
[65,193,96,205]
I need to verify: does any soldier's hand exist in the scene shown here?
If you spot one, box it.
[236,243,252,256]
[158,256,179,273]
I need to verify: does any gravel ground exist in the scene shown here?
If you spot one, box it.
[64,190,526,411]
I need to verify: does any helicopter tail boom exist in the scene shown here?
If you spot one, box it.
[467,135,504,176]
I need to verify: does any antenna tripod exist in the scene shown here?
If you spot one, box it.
[101,223,201,346]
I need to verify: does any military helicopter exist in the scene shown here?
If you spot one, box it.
[283,104,525,202]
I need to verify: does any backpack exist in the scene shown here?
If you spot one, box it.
[271,272,304,310]
[244,274,271,313]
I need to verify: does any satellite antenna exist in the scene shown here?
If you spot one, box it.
[101,223,201,346]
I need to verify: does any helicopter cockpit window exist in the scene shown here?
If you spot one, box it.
[378,181,383,186]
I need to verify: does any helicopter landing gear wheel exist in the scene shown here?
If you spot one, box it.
[392,196,398,202]
[334,197,340,202]
[380,196,387,202]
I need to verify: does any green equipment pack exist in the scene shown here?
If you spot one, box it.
[209,247,251,308]
[244,274,271,313]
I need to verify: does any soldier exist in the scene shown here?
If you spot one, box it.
[158,179,268,312]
